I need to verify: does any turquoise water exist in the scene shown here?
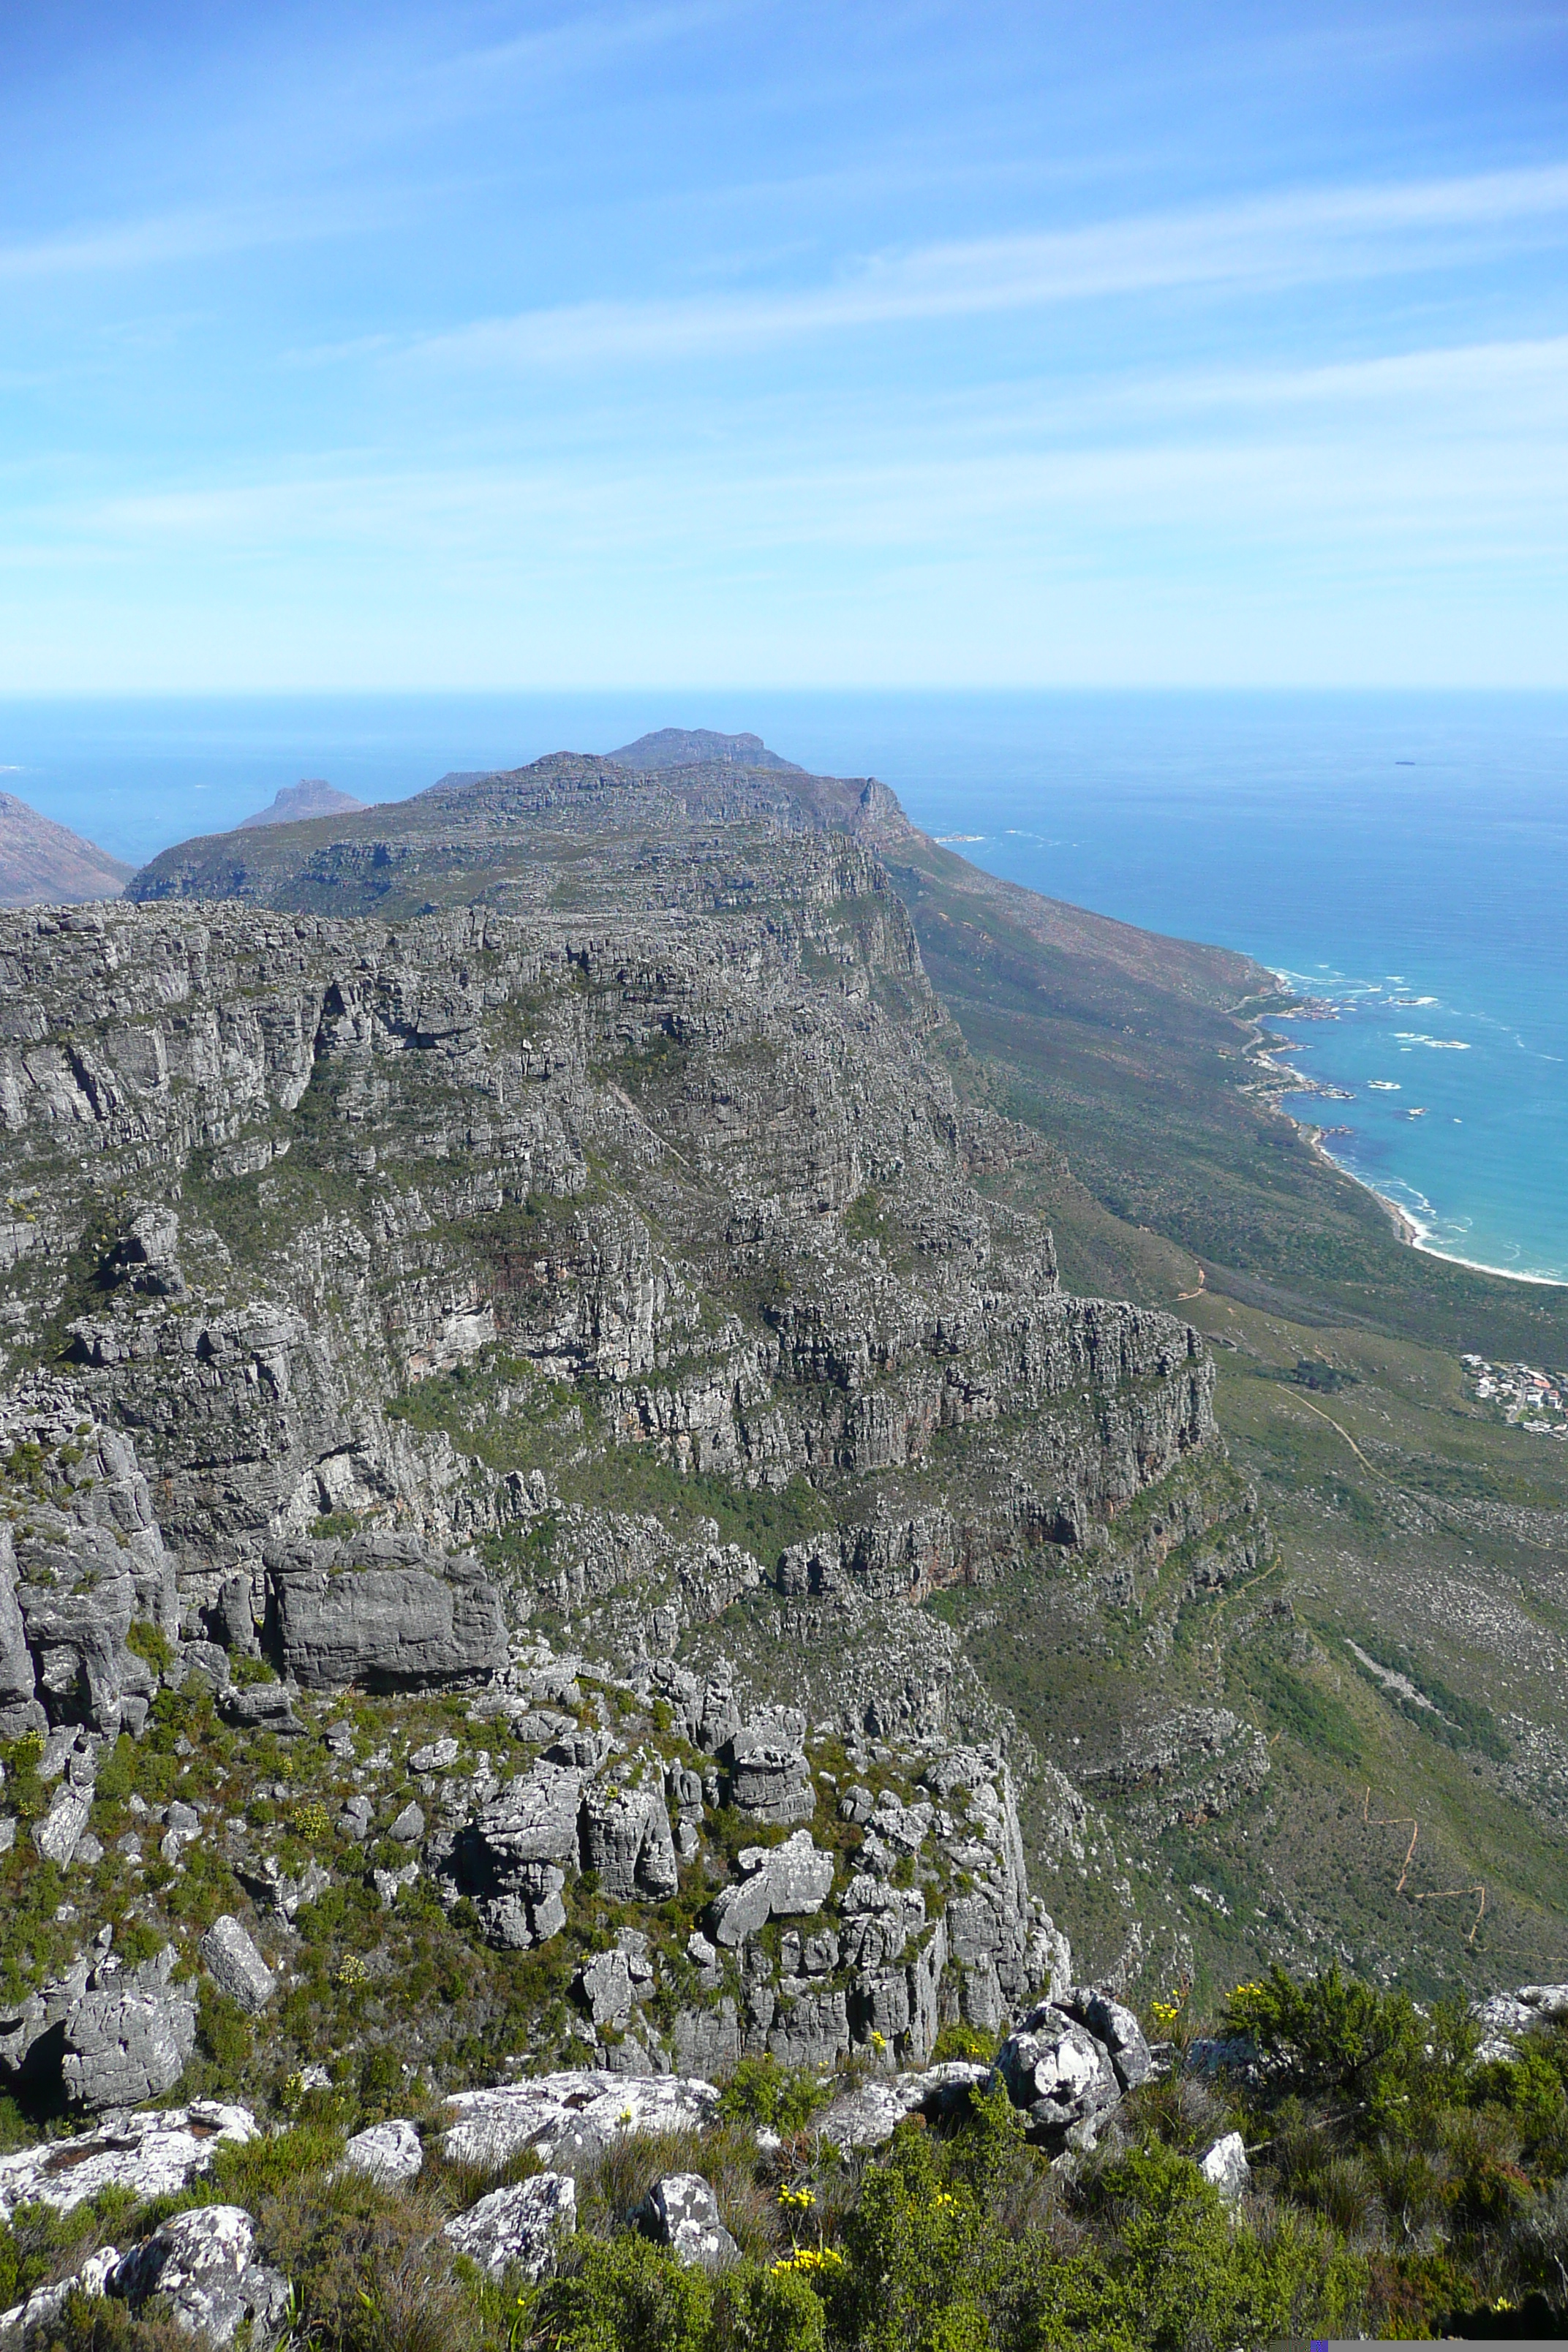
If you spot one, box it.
[3,690,1565,1285]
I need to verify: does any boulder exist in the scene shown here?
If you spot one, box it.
[389,1801,426,1844]
[111,2204,287,2347]
[1055,1987,1153,2092]
[0,1545,42,1740]
[710,1832,833,1948]
[18,1564,154,1738]
[992,2004,1120,2145]
[272,1556,508,1690]
[219,1679,304,1735]
[755,1830,834,1915]
[1199,2130,1250,2206]
[452,1763,582,1948]
[411,1736,460,1773]
[444,2172,576,2281]
[673,2001,742,2077]
[636,2174,739,2271]
[33,1781,94,1866]
[200,1915,276,2016]
[578,1948,638,2029]
[341,2118,423,2185]
[0,2102,257,2220]
[1471,1983,1568,2065]
[103,1205,186,1298]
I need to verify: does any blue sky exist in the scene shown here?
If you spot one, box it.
[3,1,1567,689]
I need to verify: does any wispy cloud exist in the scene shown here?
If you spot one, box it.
[0,189,404,284]
[410,159,1568,368]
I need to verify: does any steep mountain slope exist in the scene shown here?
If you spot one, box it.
[0,792,133,907]
[0,743,1556,2083]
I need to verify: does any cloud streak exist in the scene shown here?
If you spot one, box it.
[410,159,1568,369]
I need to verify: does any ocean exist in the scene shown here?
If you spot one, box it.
[3,689,1566,1287]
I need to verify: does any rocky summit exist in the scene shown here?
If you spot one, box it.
[0,745,1563,2344]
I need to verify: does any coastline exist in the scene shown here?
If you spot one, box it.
[1295,1115,1568,1289]
[1259,968,1568,1290]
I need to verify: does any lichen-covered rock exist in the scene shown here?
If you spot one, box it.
[1471,1983,1568,2064]
[441,2073,721,2168]
[444,2172,576,2280]
[1199,2130,1250,2205]
[636,2174,739,2271]
[0,2103,257,2220]
[992,2004,1120,2145]
[341,2117,423,2184]
[110,2204,288,2346]
[1055,1988,1153,2092]
[817,2061,991,2150]
[200,1916,276,2016]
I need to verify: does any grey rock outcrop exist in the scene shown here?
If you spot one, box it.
[579,1763,678,1900]
[636,2174,739,2271]
[444,2173,576,2280]
[61,1952,197,2111]
[451,1762,582,1948]
[818,2060,991,2150]
[1472,1983,1568,2064]
[1055,1988,1153,2092]
[440,2073,721,2168]
[726,1712,813,1823]
[710,1831,834,1948]
[271,1553,507,1690]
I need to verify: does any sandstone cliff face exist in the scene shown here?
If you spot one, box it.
[0,781,1255,2090]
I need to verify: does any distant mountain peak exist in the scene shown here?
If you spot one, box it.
[606,728,804,774]
[0,791,134,908]
[238,779,367,830]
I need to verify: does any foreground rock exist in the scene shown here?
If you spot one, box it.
[1199,2130,1250,2205]
[61,1953,197,2111]
[1471,1983,1568,2065]
[111,2204,289,2346]
[817,2061,992,2150]
[0,2103,257,2220]
[445,2173,576,2280]
[991,1997,1126,2149]
[441,2073,720,2168]
[340,2117,423,2185]
[636,2174,739,2270]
